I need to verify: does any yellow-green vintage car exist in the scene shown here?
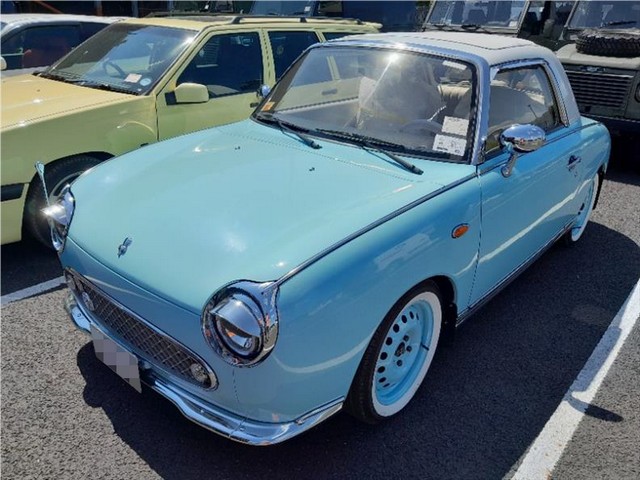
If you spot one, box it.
[1,15,379,245]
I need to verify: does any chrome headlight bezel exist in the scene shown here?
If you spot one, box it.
[202,281,279,367]
[43,185,75,253]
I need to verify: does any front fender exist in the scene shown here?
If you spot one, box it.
[232,173,482,423]
[0,96,157,186]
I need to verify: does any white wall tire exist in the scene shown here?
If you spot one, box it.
[346,281,442,423]
[567,173,599,244]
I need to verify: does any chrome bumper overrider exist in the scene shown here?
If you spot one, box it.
[64,294,343,446]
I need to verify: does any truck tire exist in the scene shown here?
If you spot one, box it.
[576,28,640,57]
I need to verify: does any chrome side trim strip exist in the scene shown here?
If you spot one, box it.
[65,294,344,446]
[277,173,477,286]
[456,222,572,326]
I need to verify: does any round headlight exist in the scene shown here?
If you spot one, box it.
[202,282,279,367]
[43,186,75,252]
[213,293,263,358]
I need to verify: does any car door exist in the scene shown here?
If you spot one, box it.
[156,30,269,140]
[469,61,582,305]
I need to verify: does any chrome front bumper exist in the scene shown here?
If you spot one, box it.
[65,294,343,446]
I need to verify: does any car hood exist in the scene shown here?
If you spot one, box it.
[1,74,133,129]
[68,121,473,313]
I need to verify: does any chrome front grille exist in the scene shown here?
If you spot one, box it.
[565,70,633,110]
[68,271,215,389]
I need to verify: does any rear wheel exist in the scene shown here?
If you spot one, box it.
[565,173,599,245]
[24,155,101,247]
[346,281,442,423]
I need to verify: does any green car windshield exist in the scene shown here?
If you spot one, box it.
[427,1,526,29]
[44,23,196,95]
[568,1,640,29]
[256,46,476,162]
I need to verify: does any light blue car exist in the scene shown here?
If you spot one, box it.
[46,32,610,445]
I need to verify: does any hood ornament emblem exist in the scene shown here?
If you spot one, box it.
[117,237,133,258]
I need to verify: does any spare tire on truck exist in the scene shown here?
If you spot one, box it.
[576,28,640,57]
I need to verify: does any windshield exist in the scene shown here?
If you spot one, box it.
[427,0,526,28]
[45,23,196,95]
[568,1,640,29]
[250,0,314,15]
[255,46,476,162]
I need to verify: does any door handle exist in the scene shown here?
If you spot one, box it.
[250,101,260,107]
[568,155,581,167]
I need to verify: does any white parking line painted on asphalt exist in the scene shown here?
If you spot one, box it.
[512,278,640,480]
[1,276,65,306]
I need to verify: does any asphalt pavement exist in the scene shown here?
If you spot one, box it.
[1,162,639,480]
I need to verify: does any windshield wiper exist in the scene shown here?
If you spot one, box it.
[79,81,134,95]
[424,22,456,31]
[38,71,83,83]
[256,113,322,149]
[317,129,423,175]
[461,23,494,33]
[37,72,132,94]
[603,20,637,27]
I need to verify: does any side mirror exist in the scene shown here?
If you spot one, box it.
[174,82,209,104]
[0,57,6,71]
[499,124,546,177]
[257,84,271,98]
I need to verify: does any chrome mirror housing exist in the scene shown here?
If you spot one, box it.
[257,84,271,98]
[500,124,546,177]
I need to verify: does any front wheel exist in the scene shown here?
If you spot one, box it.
[24,155,101,247]
[346,281,442,423]
[565,173,599,245]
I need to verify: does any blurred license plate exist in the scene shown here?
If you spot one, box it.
[91,326,142,393]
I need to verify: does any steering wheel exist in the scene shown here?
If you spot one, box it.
[102,60,126,78]
[399,119,443,135]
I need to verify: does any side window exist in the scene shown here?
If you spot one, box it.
[80,22,109,42]
[177,32,263,97]
[486,64,561,154]
[317,1,343,17]
[1,31,26,70]
[4,25,80,69]
[268,31,319,80]
[520,1,574,39]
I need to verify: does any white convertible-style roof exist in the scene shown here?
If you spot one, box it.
[339,31,546,66]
